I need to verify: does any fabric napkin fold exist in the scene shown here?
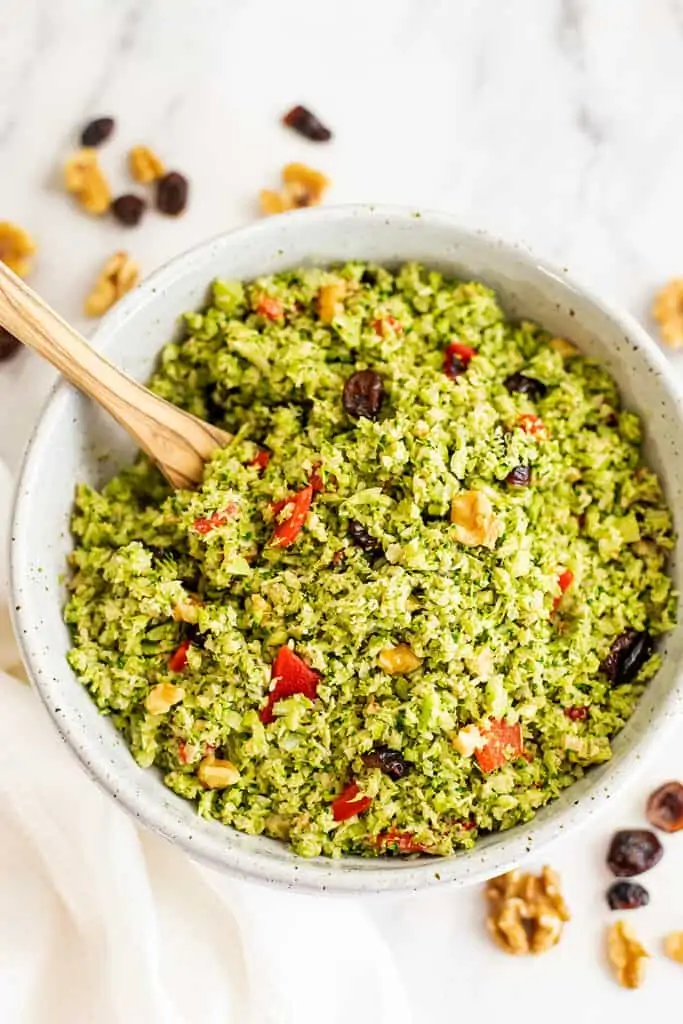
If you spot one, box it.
[0,454,412,1024]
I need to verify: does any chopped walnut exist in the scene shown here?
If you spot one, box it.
[198,755,240,789]
[485,866,570,955]
[653,278,683,348]
[452,724,486,757]
[548,337,578,358]
[450,490,500,548]
[129,145,166,184]
[145,682,185,715]
[172,595,200,624]
[84,251,140,317]
[259,162,330,216]
[377,643,422,675]
[663,931,683,964]
[318,282,347,324]
[607,920,649,989]
[64,148,111,214]
[0,222,37,278]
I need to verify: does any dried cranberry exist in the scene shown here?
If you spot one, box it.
[282,105,332,142]
[564,705,589,721]
[606,829,663,877]
[646,781,683,833]
[506,465,531,487]
[80,116,115,147]
[606,881,650,910]
[156,171,189,216]
[360,268,378,286]
[347,519,381,555]
[443,349,467,379]
[111,194,146,226]
[362,746,410,780]
[342,369,384,419]
[0,326,20,361]
[601,630,653,685]
[504,372,547,399]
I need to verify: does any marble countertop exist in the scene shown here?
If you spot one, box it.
[3,0,683,1019]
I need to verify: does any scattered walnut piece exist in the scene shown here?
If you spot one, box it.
[129,145,166,184]
[259,162,330,216]
[452,724,486,757]
[549,337,578,358]
[198,755,240,789]
[64,148,111,214]
[607,920,649,989]
[377,643,422,675]
[450,490,500,548]
[145,682,185,715]
[0,222,37,277]
[485,866,570,955]
[172,595,200,624]
[653,278,683,348]
[318,281,347,324]
[663,931,683,963]
[84,251,140,317]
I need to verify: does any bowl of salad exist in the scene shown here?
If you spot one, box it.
[11,206,683,893]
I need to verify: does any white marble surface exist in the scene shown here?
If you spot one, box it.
[3,0,683,1019]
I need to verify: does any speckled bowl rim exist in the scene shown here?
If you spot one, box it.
[10,205,683,895]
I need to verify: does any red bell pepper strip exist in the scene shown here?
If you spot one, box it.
[169,640,190,673]
[475,719,523,774]
[517,413,549,439]
[255,296,284,320]
[552,568,574,611]
[372,316,403,337]
[249,450,271,472]
[270,485,313,548]
[375,828,431,853]
[331,781,372,822]
[443,341,477,379]
[260,645,321,723]
[192,503,238,535]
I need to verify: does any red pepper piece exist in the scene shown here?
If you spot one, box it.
[372,316,403,337]
[331,781,372,822]
[375,828,430,853]
[260,645,320,723]
[475,719,523,774]
[192,504,238,535]
[169,640,190,673]
[552,568,574,611]
[249,450,271,472]
[443,341,477,379]
[565,705,589,721]
[270,485,313,548]
[517,413,549,439]
[178,740,190,764]
[255,296,284,320]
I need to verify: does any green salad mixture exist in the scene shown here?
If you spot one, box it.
[65,263,677,858]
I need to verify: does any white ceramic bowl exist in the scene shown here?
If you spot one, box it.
[11,206,683,894]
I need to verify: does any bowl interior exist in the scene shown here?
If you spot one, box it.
[12,206,683,894]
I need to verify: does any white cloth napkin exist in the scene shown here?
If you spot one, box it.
[0,454,411,1024]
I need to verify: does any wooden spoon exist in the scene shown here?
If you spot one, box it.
[0,263,232,489]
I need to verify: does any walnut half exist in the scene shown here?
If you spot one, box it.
[485,866,570,955]
[84,251,140,317]
[607,920,649,989]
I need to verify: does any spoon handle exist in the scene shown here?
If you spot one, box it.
[0,263,230,488]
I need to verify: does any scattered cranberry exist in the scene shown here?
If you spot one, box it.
[347,519,382,555]
[606,881,650,910]
[443,342,476,379]
[601,630,653,686]
[606,829,663,877]
[646,781,683,833]
[506,465,531,487]
[342,369,384,419]
[156,171,189,215]
[362,746,410,780]
[80,116,115,147]
[504,372,547,398]
[564,705,589,721]
[111,194,146,226]
[282,105,332,142]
